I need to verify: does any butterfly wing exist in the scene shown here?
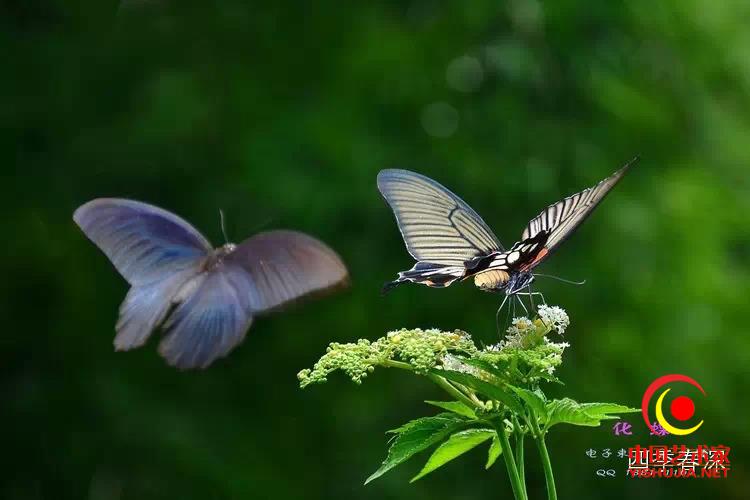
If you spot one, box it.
[158,230,347,369]
[377,169,503,266]
[225,230,349,313]
[520,158,637,269]
[114,267,198,351]
[158,265,256,369]
[74,199,214,352]
[73,198,212,285]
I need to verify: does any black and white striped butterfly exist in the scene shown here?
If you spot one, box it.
[74,199,349,369]
[377,159,636,304]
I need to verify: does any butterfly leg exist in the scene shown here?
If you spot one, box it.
[495,294,510,336]
[514,291,547,305]
[505,295,513,332]
[521,287,549,327]
[495,295,510,336]
[516,295,530,316]
[527,283,537,313]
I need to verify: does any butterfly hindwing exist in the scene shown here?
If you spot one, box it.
[115,267,198,351]
[158,265,256,369]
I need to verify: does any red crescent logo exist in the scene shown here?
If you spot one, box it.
[642,374,706,435]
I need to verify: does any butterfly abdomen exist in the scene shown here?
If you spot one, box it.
[473,269,510,291]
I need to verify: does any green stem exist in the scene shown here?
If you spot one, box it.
[513,417,527,499]
[381,359,414,370]
[530,419,557,500]
[491,419,526,500]
[382,357,529,500]
[427,373,479,410]
[381,360,481,413]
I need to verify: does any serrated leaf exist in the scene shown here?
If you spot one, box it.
[537,371,564,384]
[579,402,640,417]
[508,385,548,419]
[365,413,467,484]
[545,399,639,429]
[431,369,523,413]
[485,435,502,469]
[546,399,600,427]
[425,400,476,419]
[410,429,495,482]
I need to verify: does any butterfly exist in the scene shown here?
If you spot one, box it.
[377,159,636,303]
[74,199,349,369]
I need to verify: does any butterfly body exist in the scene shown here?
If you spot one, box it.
[378,160,635,299]
[203,242,238,270]
[74,198,348,369]
[386,227,551,294]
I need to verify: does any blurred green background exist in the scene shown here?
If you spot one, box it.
[3,0,749,499]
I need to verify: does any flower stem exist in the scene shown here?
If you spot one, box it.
[530,419,557,500]
[381,360,481,418]
[381,359,414,370]
[513,417,527,499]
[427,373,479,410]
[491,419,527,500]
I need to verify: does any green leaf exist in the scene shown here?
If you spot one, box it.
[431,369,523,413]
[546,399,601,428]
[425,400,476,419]
[365,413,467,484]
[485,435,502,469]
[537,371,564,384]
[410,429,495,482]
[545,399,640,429]
[579,402,640,418]
[508,385,548,419]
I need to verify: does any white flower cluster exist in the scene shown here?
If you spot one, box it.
[537,304,570,334]
[441,353,483,377]
[501,317,536,348]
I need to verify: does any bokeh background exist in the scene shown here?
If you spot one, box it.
[3,1,749,499]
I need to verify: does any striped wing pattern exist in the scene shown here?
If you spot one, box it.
[521,158,636,267]
[377,169,503,266]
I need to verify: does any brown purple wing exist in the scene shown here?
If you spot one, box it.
[226,230,349,313]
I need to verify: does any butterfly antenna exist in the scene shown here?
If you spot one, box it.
[533,273,586,286]
[219,209,229,244]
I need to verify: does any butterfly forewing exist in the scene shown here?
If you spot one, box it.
[377,169,503,265]
[226,230,349,313]
[520,158,636,268]
[73,198,212,285]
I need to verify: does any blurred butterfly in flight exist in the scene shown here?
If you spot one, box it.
[377,159,636,314]
[74,199,349,369]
